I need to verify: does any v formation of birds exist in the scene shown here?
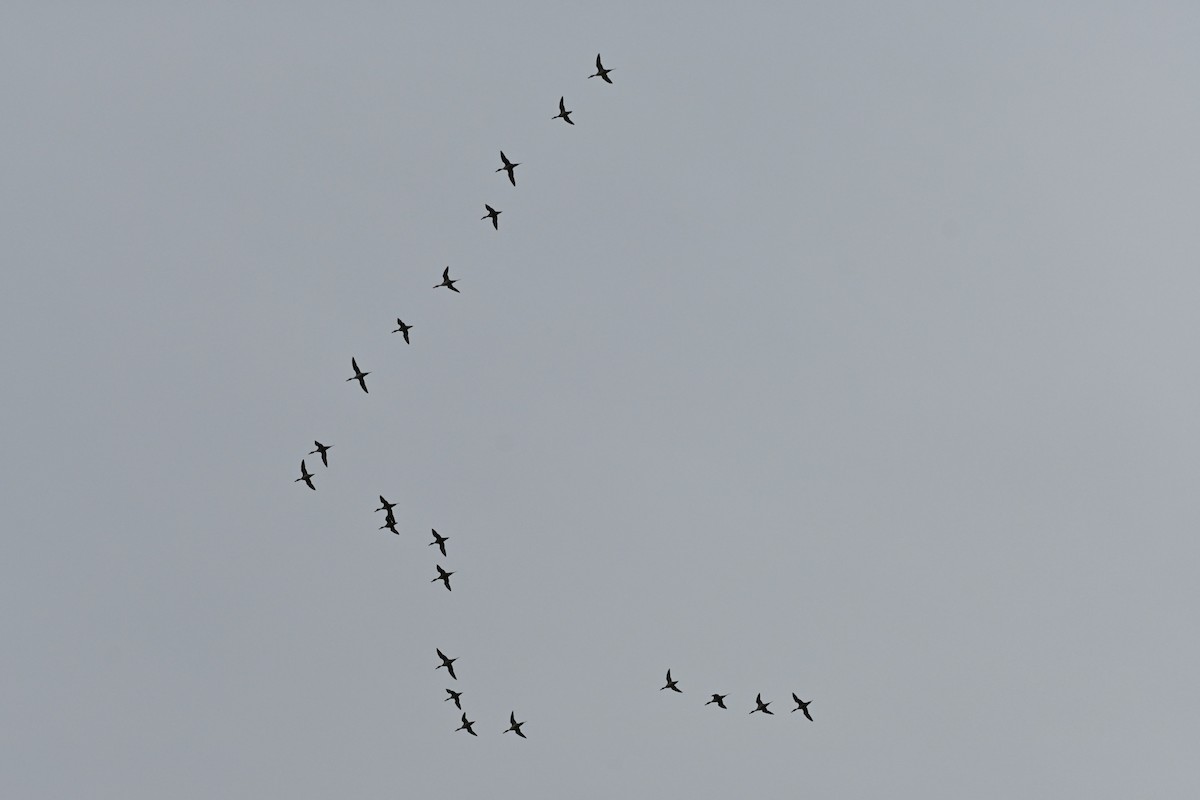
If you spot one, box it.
[295,53,814,737]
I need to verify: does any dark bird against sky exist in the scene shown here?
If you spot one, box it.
[392,318,412,344]
[295,459,315,491]
[705,693,728,709]
[456,713,477,736]
[791,694,814,721]
[481,204,501,230]
[552,96,574,125]
[436,648,458,680]
[435,267,460,293]
[307,441,331,467]
[433,564,454,591]
[347,357,369,393]
[503,712,527,739]
[661,669,681,693]
[429,528,449,557]
[445,688,463,710]
[589,53,614,83]
[497,151,519,186]
[750,693,774,715]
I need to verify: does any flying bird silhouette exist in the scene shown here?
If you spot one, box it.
[705,694,728,709]
[750,693,773,715]
[379,514,399,535]
[433,564,454,591]
[434,267,460,293]
[552,96,574,125]
[589,53,614,83]
[436,648,458,680]
[429,528,449,557]
[481,204,501,229]
[791,694,813,721]
[347,357,369,393]
[445,688,463,710]
[308,441,331,467]
[503,712,527,738]
[661,669,681,693]
[295,459,315,490]
[497,151,519,186]
[456,713,477,736]
[375,495,397,514]
[392,318,412,344]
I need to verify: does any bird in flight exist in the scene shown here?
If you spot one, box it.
[445,688,463,710]
[661,669,682,693]
[347,357,369,393]
[481,204,501,229]
[434,267,460,293]
[308,441,331,468]
[791,694,814,721]
[433,564,454,591]
[589,53,614,83]
[429,528,449,557]
[552,96,574,125]
[379,514,399,535]
[503,712,527,739]
[436,648,458,680]
[497,151,519,186]
[392,318,412,344]
[705,694,728,709]
[456,713,478,736]
[375,495,397,514]
[750,693,773,715]
[295,459,315,491]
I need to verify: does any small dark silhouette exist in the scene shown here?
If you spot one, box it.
[435,267,460,293]
[552,96,574,125]
[379,513,399,535]
[750,693,773,715]
[376,495,397,514]
[308,441,331,467]
[589,53,614,83]
[481,204,501,230]
[445,688,463,710]
[429,528,449,557]
[347,357,369,393]
[392,318,412,344]
[661,669,681,693]
[433,564,454,591]
[456,713,477,736]
[295,459,315,490]
[503,712,527,738]
[436,648,458,680]
[791,694,813,721]
[497,151,519,186]
[705,694,728,709]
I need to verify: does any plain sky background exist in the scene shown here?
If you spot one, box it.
[3,2,1199,797]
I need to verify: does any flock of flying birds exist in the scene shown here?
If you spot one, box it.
[292,54,622,740]
[294,51,816,737]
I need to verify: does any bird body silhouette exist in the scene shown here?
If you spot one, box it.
[661,669,681,693]
[589,53,614,83]
[295,459,315,490]
[552,96,574,125]
[435,267,460,293]
[705,693,728,709]
[392,318,412,343]
[497,151,519,186]
[791,694,813,721]
[503,712,527,738]
[445,688,463,710]
[429,528,449,557]
[379,513,399,535]
[456,713,477,736]
[376,495,397,514]
[308,441,331,467]
[750,693,773,715]
[481,204,501,229]
[436,648,458,680]
[433,564,454,591]
[347,357,369,393]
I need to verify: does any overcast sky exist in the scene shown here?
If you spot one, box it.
[4,2,1200,797]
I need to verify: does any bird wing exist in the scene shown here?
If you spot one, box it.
[447,663,457,679]
[559,96,567,112]
[596,53,603,69]
[500,151,510,167]
[442,266,450,280]
[437,648,448,661]
[793,693,801,704]
[803,707,813,721]
[510,712,517,726]
[351,357,359,372]
[485,204,495,214]
[515,728,526,738]
[403,330,410,343]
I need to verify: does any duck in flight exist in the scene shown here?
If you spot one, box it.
[308,441,331,467]
[392,318,412,344]
[445,688,463,710]
[295,459,315,490]
[750,693,773,715]
[503,712,527,739]
[497,151,519,186]
[791,694,814,721]
[347,357,369,393]
[589,53,614,83]
[705,694,728,709]
[552,96,574,125]
[375,495,397,514]
[433,564,454,591]
[456,713,478,736]
[429,528,449,557]
[435,267,460,293]
[481,204,501,230]
[436,648,458,680]
[660,669,681,693]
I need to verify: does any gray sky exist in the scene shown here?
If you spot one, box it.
[3,2,1199,797]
